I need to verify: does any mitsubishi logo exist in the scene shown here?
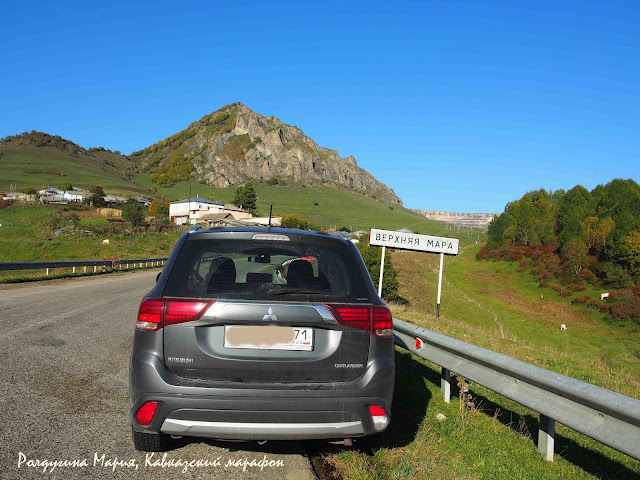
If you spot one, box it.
[262,307,278,321]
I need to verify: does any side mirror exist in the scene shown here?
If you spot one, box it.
[156,271,162,282]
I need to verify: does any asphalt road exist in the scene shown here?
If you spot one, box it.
[0,271,319,480]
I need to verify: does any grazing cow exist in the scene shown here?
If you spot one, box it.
[560,324,567,331]
[600,292,610,300]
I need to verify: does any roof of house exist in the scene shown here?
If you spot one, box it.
[170,197,223,206]
[222,203,247,212]
[199,213,234,222]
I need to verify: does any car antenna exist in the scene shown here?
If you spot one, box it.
[268,204,273,228]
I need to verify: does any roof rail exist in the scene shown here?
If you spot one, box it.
[188,225,199,233]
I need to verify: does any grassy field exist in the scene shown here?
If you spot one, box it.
[0,142,141,194]
[0,204,183,267]
[329,244,640,479]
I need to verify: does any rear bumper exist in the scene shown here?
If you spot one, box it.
[130,351,394,440]
[161,418,365,440]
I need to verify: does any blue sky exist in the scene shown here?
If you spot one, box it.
[1,1,638,213]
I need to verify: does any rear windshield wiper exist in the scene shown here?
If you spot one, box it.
[267,288,330,296]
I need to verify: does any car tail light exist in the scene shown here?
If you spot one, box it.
[164,300,211,326]
[372,305,393,337]
[136,299,163,331]
[369,405,389,431]
[136,298,213,331]
[136,401,159,426]
[325,304,393,337]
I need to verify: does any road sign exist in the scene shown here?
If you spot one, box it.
[369,228,459,255]
[368,228,460,318]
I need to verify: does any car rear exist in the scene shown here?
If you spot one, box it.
[129,227,394,449]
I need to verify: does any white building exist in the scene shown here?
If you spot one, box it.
[38,187,64,196]
[61,190,87,202]
[169,197,253,225]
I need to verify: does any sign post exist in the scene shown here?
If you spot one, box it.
[369,228,459,318]
[378,246,386,297]
[437,252,444,318]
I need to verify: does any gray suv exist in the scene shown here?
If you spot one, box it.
[129,226,394,451]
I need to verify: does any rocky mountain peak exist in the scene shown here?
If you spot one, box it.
[133,103,401,205]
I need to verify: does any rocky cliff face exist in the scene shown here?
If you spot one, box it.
[133,103,402,205]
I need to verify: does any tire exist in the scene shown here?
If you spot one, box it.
[132,426,170,452]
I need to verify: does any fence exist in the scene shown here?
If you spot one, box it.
[393,318,640,462]
[0,258,168,276]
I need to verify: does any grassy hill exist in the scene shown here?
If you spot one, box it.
[0,132,140,193]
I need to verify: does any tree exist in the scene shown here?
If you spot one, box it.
[59,182,73,191]
[232,181,257,213]
[583,216,599,249]
[556,185,593,247]
[620,231,640,279]
[153,204,170,231]
[84,193,107,208]
[357,237,399,300]
[90,185,105,196]
[281,215,319,230]
[148,199,160,215]
[595,218,615,253]
[487,211,513,248]
[23,186,37,194]
[562,238,588,276]
[122,199,147,227]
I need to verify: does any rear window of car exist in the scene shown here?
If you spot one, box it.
[163,236,373,303]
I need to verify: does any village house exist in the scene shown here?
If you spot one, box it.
[169,197,252,225]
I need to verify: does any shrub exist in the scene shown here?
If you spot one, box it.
[587,299,600,308]
[568,283,586,292]
[281,215,320,231]
[552,284,573,297]
[609,295,640,323]
[571,295,590,305]
[122,199,147,227]
[475,247,495,261]
[517,259,532,272]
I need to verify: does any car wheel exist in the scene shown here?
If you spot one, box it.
[132,426,170,452]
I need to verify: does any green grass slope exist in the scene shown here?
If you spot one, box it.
[329,243,639,479]
[0,132,140,193]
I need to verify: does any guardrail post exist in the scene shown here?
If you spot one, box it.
[538,414,555,461]
[73,266,76,274]
[46,268,49,276]
[441,367,451,403]
[84,266,86,273]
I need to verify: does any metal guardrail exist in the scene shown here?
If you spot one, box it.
[393,318,640,462]
[0,258,168,275]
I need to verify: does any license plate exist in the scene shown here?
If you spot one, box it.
[224,326,313,351]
